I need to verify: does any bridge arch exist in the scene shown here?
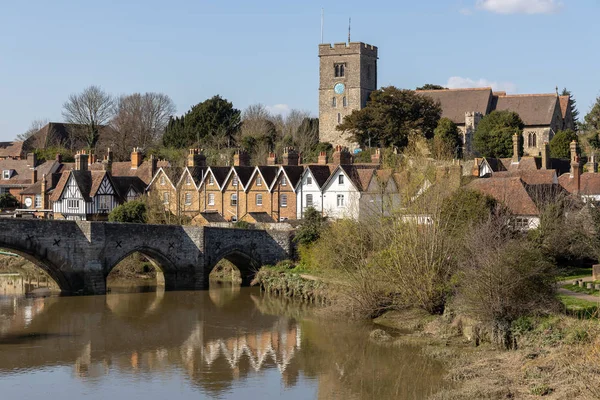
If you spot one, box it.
[0,244,71,293]
[207,249,261,286]
[105,247,176,288]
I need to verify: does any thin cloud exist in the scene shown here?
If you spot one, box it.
[476,0,561,14]
[460,8,474,15]
[446,76,518,93]
[266,104,291,116]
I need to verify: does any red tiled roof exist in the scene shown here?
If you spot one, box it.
[468,177,539,216]
[0,141,24,158]
[559,172,600,195]
[416,87,493,124]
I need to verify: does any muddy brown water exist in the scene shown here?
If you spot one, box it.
[0,278,449,399]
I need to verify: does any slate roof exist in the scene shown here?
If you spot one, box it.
[0,141,24,159]
[280,166,304,188]
[559,95,570,119]
[468,177,540,216]
[50,170,113,202]
[493,94,559,126]
[197,212,226,223]
[232,166,255,187]
[256,166,279,187]
[416,87,493,124]
[186,166,207,186]
[248,212,275,223]
[305,165,336,188]
[23,123,117,152]
[112,176,146,197]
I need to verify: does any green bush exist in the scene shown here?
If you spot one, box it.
[0,193,19,209]
[294,207,327,246]
[233,220,253,229]
[108,200,147,223]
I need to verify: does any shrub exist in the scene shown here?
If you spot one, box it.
[108,200,147,223]
[0,194,19,209]
[233,220,253,229]
[294,207,327,246]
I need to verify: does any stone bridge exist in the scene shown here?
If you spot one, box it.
[0,219,293,295]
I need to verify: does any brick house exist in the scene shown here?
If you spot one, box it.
[241,165,279,223]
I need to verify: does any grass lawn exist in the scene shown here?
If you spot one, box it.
[559,295,599,318]
[561,284,600,296]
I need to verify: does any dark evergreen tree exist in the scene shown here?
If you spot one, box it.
[561,88,579,129]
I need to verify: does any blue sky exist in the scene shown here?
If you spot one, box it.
[0,0,597,141]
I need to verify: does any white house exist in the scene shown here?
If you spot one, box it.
[295,165,334,219]
[321,165,376,220]
[359,169,401,218]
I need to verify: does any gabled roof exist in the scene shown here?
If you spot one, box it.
[232,166,255,187]
[176,166,207,189]
[0,159,61,188]
[50,170,113,202]
[256,166,279,188]
[0,141,24,158]
[416,87,493,124]
[146,167,176,190]
[203,166,231,190]
[468,177,539,216]
[493,94,559,126]
[271,166,304,191]
[112,176,146,198]
[301,165,336,190]
[559,172,600,195]
[559,95,570,119]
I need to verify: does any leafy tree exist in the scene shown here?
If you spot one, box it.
[337,86,442,150]
[473,110,524,158]
[0,194,19,209]
[432,117,461,159]
[108,200,147,223]
[294,207,327,246]
[549,129,578,159]
[584,96,600,133]
[440,189,497,237]
[163,95,241,149]
[561,88,579,128]
[62,85,115,149]
[416,84,447,90]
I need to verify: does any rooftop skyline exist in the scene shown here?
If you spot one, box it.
[1,0,596,141]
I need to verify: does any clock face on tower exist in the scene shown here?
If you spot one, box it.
[334,83,345,95]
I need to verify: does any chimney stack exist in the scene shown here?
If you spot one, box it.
[88,153,97,166]
[332,145,352,165]
[542,142,551,170]
[318,151,328,165]
[371,148,382,165]
[187,148,206,167]
[75,150,88,171]
[26,153,37,169]
[41,174,47,209]
[55,153,62,164]
[102,148,113,173]
[511,134,520,164]
[233,149,250,167]
[131,147,143,170]
[282,147,299,166]
[570,141,581,194]
[267,152,277,165]
[31,168,37,184]
[150,154,158,178]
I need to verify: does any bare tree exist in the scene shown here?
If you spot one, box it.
[62,85,115,149]
[15,119,48,142]
[109,93,175,159]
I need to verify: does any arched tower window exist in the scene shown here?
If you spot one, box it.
[528,133,532,147]
[532,133,537,148]
[343,96,347,107]
[337,113,341,124]
[334,63,345,78]
[332,97,336,107]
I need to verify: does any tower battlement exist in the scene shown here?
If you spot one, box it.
[318,42,378,58]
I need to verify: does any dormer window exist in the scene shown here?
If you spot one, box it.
[281,176,287,186]
[209,175,214,185]
[232,176,238,186]
[2,170,11,180]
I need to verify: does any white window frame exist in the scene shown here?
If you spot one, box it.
[184,192,192,205]
[160,176,166,186]
[34,194,42,208]
[208,193,215,206]
[256,176,262,186]
[256,193,263,206]
[306,176,312,185]
[230,193,238,206]
[163,192,169,204]
[209,175,215,185]
[2,170,10,180]
[185,175,192,186]
[338,175,344,185]
[337,194,344,207]
[281,194,288,207]
[232,176,238,186]
[281,176,287,186]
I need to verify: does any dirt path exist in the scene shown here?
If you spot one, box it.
[557,286,600,303]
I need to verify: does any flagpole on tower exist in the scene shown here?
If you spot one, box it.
[321,9,324,44]
[348,17,351,43]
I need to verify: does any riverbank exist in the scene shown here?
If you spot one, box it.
[253,266,600,399]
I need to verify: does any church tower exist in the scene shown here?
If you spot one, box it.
[318,42,378,148]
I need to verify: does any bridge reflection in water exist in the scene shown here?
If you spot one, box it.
[0,285,449,399]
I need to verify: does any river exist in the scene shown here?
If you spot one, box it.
[0,280,449,399]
